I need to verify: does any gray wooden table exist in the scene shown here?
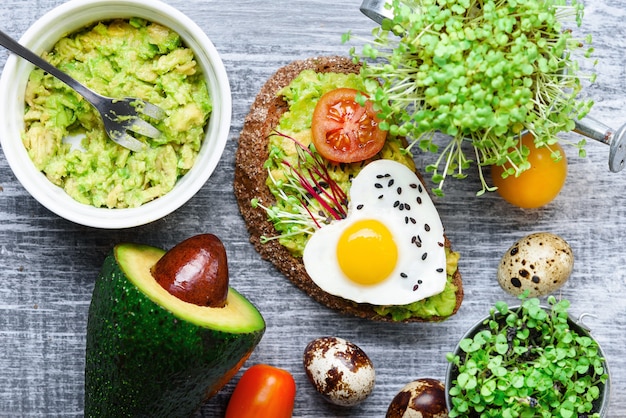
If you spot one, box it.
[1,0,625,416]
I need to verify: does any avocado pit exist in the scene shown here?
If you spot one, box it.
[151,234,229,307]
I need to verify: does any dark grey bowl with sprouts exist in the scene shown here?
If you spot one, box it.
[445,298,610,417]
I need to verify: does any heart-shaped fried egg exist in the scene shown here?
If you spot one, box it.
[303,159,447,305]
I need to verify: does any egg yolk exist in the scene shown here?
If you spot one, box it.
[336,219,398,285]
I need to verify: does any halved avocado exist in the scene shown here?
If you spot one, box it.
[85,243,265,417]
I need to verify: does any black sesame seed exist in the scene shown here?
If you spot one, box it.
[422,252,428,260]
[436,268,444,273]
[399,203,405,211]
[404,203,411,211]
[413,284,419,291]
[356,204,364,210]
[393,200,400,208]
[400,272,408,278]
[411,236,417,243]
[378,194,384,199]
[397,187,402,195]
[418,184,423,193]
[410,183,418,189]
[418,280,423,284]
[405,217,410,225]
[424,224,431,232]
[376,174,385,179]
[410,217,416,224]
[416,196,422,204]
[438,242,444,247]
[388,179,395,187]
[375,183,383,189]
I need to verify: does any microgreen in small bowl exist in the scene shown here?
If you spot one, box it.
[345,0,596,196]
[445,296,610,417]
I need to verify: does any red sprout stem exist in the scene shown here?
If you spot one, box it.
[299,197,322,229]
[282,159,344,221]
[272,130,349,222]
[305,161,348,216]
[303,164,347,218]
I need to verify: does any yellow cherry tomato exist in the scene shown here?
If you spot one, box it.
[491,134,567,208]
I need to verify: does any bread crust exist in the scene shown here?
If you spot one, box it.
[234,56,463,322]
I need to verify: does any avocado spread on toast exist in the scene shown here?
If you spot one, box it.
[260,70,459,321]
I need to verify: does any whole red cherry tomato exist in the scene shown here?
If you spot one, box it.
[311,88,387,163]
[225,364,296,418]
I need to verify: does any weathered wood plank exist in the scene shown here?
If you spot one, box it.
[0,0,624,416]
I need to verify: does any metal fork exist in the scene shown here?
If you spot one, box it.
[0,29,165,152]
[359,0,626,172]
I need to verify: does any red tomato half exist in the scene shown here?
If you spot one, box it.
[225,364,296,418]
[491,133,567,208]
[311,88,387,163]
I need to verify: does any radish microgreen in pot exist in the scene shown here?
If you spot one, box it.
[445,296,609,417]
[345,0,596,195]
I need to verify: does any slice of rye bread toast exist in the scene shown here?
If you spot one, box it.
[234,56,463,322]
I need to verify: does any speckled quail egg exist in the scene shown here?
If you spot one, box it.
[497,232,574,297]
[303,336,375,406]
[386,378,448,418]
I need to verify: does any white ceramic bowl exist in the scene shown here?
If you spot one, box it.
[0,0,231,229]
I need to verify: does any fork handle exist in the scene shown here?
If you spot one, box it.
[0,29,99,103]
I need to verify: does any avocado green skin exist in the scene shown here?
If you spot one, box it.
[85,249,265,418]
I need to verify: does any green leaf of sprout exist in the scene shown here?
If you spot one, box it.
[346,0,596,194]
[445,295,608,416]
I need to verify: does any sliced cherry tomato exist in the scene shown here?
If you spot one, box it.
[491,133,567,208]
[311,88,387,163]
[225,364,296,418]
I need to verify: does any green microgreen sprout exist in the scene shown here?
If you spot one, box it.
[344,0,596,196]
[445,295,609,417]
[251,131,348,245]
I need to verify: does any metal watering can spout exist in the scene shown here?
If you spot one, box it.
[573,116,626,172]
[359,0,626,173]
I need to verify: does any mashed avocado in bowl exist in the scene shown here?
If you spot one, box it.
[24,18,211,209]
[0,0,231,228]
